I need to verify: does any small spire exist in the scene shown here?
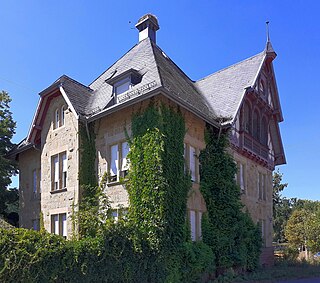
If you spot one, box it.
[266,21,270,42]
[264,20,276,59]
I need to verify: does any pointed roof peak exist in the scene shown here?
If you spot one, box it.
[264,21,277,58]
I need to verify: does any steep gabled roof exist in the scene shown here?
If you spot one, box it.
[152,43,216,121]
[88,38,162,116]
[195,51,266,123]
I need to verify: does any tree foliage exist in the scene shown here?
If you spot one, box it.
[273,169,290,242]
[0,91,18,219]
[285,203,320,254]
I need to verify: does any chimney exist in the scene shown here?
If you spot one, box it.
[135,14,159,43]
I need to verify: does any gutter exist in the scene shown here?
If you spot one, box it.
[87,85,225,132]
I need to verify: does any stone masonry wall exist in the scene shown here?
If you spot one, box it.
[19,148,41,229]
[40,95,79,237]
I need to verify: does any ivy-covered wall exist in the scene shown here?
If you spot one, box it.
[0,100,263,283]
[200,125,262,271]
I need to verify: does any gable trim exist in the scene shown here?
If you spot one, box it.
[230,53,267,126]
[59,86,79,120]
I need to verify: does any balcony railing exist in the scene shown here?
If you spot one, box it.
[242,132,269,160]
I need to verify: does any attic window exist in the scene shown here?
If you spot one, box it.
[114,78,131,96]
[105,68,142,104]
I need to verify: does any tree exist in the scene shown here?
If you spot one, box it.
[285,209,309,250]
[285,203,320,255]
[0,91,18,219]
[273,169,290,242]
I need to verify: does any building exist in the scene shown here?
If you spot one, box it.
[10,14,285,265]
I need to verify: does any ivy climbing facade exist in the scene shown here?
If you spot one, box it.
[10,13,285,267]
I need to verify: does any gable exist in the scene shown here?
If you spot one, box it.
[231,55,286,167]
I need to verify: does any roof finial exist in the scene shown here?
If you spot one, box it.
[266,21,270,42]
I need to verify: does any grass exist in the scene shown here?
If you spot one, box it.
[231,259,320,283]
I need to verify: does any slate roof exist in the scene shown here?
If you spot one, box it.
[20,35,272,153]
[37,38,266,126]
[59,76,93,116]
[195,51,266,123]
[87,38,162,117]
[152,43,216,121]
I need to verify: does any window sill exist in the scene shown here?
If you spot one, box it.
[107,181,121,187]
[50,188,67,194]
[52,125,66,132]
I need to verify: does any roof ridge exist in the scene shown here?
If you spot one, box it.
[149,40,164,87]
[61,75,93,92]
[88,40,148,88]
[196,50,265,83]
[153,43,196,83]
[152,42,202,96]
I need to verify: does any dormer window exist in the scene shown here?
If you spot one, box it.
[114,78,131,96]
[105,68,142,105]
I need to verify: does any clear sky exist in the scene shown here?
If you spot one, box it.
[1,1,319,200]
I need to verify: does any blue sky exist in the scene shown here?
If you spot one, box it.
[1,1,319,200]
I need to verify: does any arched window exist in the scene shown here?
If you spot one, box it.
[243,101,251,134]
[60,106,65,126]
[54,109,59,129]
[253,109,260,140]
[261,117,268,146]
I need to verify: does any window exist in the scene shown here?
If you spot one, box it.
[189,146,196,182]
[32,169,37,197]
[184,144,199,182]
[54,109,60,129]
[189,210,202,241]
[60,106,65,126]
[109,142,129,183]
[53,106,66,129]
[261,117,268,146]
[253,109,260,141]
[243,101,251,134]
[32,219,40,231]
[62,153,67,189]
[190,210,196,241]
[111,209,128,222]
[115,78,131,96]
[51,213,67,237]
[51,152,67,191]
[259,219,266,246]
[258,172,266,201]
[236,162,246,192]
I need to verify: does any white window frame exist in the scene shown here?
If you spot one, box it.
[60,106,65,126]
[236,162,246,192]
[108,142,130,183]
[52,152,67,191]
[62,153,67,189]
[51,213,67,238]
[54,108,60,129]
[114,77,131,98]
[189,146,196,182]
[189,209,203,241]
[190,210,196,241]
[53,155,59,191]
